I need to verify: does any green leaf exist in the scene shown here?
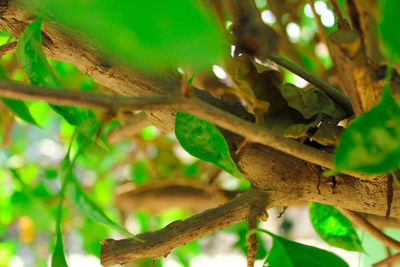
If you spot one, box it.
[0,64,40,126]
[280,84,335,119]
[175,112,242,178]
[379,0,400,59]
[309,202,364,252]
[16,17,84,125]
[330,88,400,174]
[2,98,40,126]
[283,114,322,139]
[64,173,133,237]
[58,126,140,240]
[130,160,150,184]
[51,229,68,267]
[247,229,348,267]
[25,0,227,71]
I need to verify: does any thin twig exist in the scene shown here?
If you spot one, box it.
[328,0,350,30]
[0,80,179,110]
[338,208,400,252]
[107,111,151,144]
[373,253,400,267]
[306,0,332,57]
[0,41,17,57]
[268,54,353,115]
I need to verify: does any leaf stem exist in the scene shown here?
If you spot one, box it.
[269,54,353,115]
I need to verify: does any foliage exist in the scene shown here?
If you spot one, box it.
[25,0,227,71]
[309,202,363,252]
[0,0,399,267]
[175,111,242,178]
[247,229,349,267]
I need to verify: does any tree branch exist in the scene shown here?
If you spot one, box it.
[0,79,375,180]
[107,111,151,144]
[100,187,272,266]
[0,79,179,110]
[338,208,400,252]
[180,97,373,180]
[0,41,16,57]
[373,253,400,267]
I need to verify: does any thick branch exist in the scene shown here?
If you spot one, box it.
[101,187,271,266]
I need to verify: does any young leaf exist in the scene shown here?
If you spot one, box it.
[175,112,242,178]
[51,227,68,267]
[59,125,140,240]
[379,0,400,59]
[2,98,40,126]
[25,0,227,71]
[247,229,348,267]
[16,17,84,125]
[64,172,133,237]
[330,88,400,174]
[280,84,335,119]
[309,202,364,252]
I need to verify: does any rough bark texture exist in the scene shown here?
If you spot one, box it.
[1,1,399,265]
[102,187,270,265]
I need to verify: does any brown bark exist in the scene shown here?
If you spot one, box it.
[115,179,233,214]
[101,187,270,265]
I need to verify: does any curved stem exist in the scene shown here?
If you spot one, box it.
[269,54,353,115]
[338,208,400,252]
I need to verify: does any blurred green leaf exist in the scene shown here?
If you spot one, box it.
[9,169,54,230]
[329,88,400,174]
[59,125,138,239]
[44,168,58,180]
[182,161,200,178]
[309,202,364,252]
[2,98,40,126]
[379,0,400,59]
[80,218,109,256]
[51,229,68,267]
[155,146,181,178]
[141,125,158,141]
[0,64,40,126]
[248,229,348,267]
[63,158,133,237]
[26,0,227,70]
[131,160,150,184]
[16,17,85,125]
[227,221,267,260]
[175,112,242,178]
[0,241,16,267]
[174,240,201,267]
